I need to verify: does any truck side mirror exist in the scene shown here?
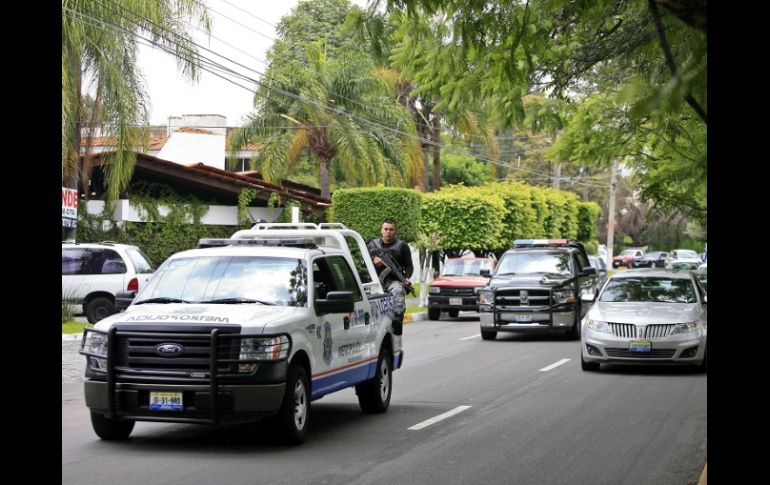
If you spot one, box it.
[581,267,597,276]
[315,291,354,315]
[115,291,136,312]
[480,269,491,277]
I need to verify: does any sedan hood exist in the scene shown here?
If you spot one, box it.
[590,301,702,325]
[94,303,301,333]
[432,275,489,287]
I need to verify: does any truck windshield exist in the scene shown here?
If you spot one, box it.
[442,259,494,276]
[495,252,571,276]
[137,256,307,307]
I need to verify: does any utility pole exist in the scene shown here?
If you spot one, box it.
[606,159,619,263]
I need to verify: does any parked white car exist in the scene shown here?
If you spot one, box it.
[580,268,707,371]
[665,249,702,269]
[62,242,155,322]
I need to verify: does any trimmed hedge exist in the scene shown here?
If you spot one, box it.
[329,187,422,242]
[421,188,505,251]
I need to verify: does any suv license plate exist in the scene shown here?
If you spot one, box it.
[449,297,462,306]
[629,340,651,352]
[515,314,532,323]
[150,392,183,411]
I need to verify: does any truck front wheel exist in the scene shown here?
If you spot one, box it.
[273,363,310,445]
[90,411,134,440]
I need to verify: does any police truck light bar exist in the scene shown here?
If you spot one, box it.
[514,239,569,247]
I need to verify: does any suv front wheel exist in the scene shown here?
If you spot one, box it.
[86,296,115,323]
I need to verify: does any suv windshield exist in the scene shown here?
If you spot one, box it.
[496,251,572,276]
[599,277,696,303]
[137,256,308,306]
[442,259,494,276]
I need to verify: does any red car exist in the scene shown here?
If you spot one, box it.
[427,257,496,320]
[612,249,644,268]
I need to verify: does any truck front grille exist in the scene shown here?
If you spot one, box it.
[494,289,551,307]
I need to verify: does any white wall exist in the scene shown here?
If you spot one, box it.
[86,200,282,226]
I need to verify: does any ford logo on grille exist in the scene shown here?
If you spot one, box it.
[156,343,184,356]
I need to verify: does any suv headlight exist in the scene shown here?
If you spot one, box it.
[239,335,291,372]
[429,286,440,294]
[552,289,576,304]
[671,321,702,335]
[479,290,494,306]
[586,318,612,334]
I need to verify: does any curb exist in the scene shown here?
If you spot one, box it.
[404,312,427,323]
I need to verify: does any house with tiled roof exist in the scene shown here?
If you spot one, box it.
[78,114,327,226]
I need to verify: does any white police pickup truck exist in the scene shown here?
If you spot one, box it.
[80,223,402,444]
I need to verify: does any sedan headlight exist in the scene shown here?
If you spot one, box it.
[553,289,576,304]
[671,320,702,335]
[586,318,612,334]
[429,286,441,294]
[479,290,494,305]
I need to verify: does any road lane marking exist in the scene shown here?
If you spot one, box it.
[408,405,472,431]
[460,334,480,341]
[539,358,571,372]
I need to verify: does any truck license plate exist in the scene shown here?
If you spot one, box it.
[515,314,532,323]
[629,340,651,352]
[449,297,462,306]
[150,392,183,411]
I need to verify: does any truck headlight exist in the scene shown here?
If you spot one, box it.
[586,318,612,334]
[81,331,108,370]
[671,321,702,335]
[479,290,494,305]
[239,335,291,372]
[553,289,576,304]
[473,287,484,294]
[429,286,440,294]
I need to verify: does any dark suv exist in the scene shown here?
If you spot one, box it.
[478,239,599,340]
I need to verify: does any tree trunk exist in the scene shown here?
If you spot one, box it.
[432,111,441,191]
[319,158,331,199]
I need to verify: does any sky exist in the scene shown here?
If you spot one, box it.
[138,0,367,127]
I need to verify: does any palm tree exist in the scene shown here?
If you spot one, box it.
[229,43,422,199]
[62,0,209,238]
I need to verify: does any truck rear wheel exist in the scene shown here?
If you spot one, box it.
[481,329,497,340]
[273,363,310,445]
[90,411,134,440]
[448,309,459,318]
[356,348,392,414]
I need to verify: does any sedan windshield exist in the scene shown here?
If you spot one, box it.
[136,256,307,306]
[599,277,697,304]
[496,252,571,276]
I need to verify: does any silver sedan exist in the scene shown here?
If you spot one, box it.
[580,268,707,371]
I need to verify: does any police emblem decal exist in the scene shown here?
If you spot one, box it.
[322,322,333,365]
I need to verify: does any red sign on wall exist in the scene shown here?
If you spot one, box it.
[62,187,78,228]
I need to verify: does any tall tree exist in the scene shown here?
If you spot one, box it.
[375,0,706,222]
[62,0,210,238]
[229,43,422,199]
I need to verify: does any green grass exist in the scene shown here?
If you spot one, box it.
[62,321,88,334]
[405,305,425,314]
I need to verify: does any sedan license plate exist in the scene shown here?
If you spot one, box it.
[515,314,533,323]
[449,297,462,306]
[150,392,183,411]
[629,340,651,352]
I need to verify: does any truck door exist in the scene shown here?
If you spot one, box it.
[310,256,373,399]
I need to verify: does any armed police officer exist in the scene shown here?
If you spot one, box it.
[367,219,413,335]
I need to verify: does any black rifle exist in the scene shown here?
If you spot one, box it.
[370,243,415,296]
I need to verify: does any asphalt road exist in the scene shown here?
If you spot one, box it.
[62,314,706,485]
